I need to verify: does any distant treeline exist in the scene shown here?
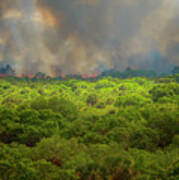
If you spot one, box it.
[0,64,15,75]
[0,64,179,79]
[97,66,179,79]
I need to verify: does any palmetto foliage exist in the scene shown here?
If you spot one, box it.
[0,75,178,179]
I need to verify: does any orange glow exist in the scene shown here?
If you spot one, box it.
[0,74,7,78]
[61,74,66,79]
[2,73,98,79]
[15,74,34,78]
[38,7,60,28]
[93,73,98,78]
[16,74,23,78]
[28,74,35,79]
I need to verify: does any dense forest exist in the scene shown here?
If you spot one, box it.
[0,72,179,180]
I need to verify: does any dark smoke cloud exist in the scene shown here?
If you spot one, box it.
[0,0,178,75]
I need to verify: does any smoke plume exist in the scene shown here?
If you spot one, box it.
[0,0,178,75]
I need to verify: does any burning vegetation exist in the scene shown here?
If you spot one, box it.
[0,64,179,80]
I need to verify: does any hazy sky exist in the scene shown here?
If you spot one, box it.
[0,0,179,75]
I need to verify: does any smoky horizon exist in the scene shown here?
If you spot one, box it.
[0,0,179,76]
